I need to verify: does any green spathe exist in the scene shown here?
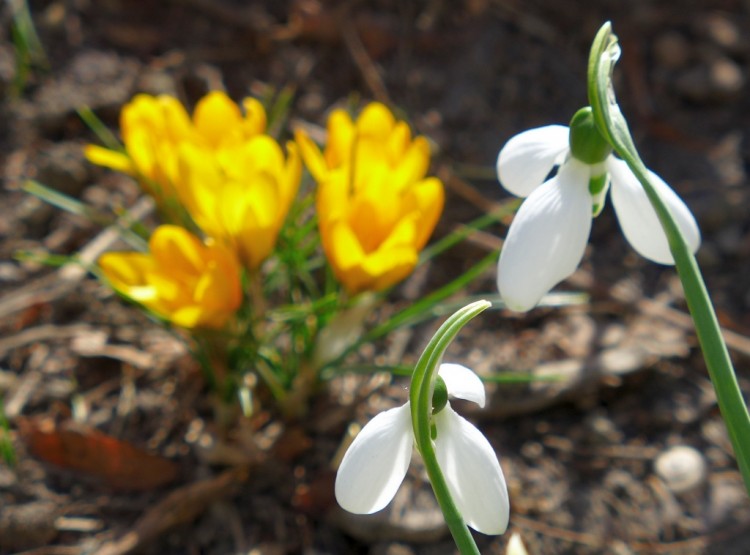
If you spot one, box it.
[568,107,611,165]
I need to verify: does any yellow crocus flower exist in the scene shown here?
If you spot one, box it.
[296,102,444,293]
[99,225,242,329]
[176,137,302,270]
[85,91,266,205]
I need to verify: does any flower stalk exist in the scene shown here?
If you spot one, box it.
[409,300,491,555]
[588,22,750,495]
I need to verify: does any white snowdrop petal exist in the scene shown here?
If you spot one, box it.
[438,363,485,408]
[497,125,570,197]
[335,403,413,514]
[497,159,593,311]
[608,158,701,264]
[434,407,510,535]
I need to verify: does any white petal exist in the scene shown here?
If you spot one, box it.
[608,158,701,264]
[335,403,413,514]
[434,407,509,535]
[438,363,485,408]
[497,159,593,311]
[497,125,570,197]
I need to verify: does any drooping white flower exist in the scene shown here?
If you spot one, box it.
[335,363,509,535]
[496,114,701,312]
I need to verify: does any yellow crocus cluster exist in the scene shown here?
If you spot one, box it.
[99,225,242,329]
[86,91,299,270]
[89,91,301,328]
[177,135,300,270]
[85,91,267,204]
[296,102,444,294]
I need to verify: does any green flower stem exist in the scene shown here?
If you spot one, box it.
[589,22,750,495]
[409,300,491,555]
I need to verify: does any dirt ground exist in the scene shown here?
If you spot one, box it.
[2,0,750,554]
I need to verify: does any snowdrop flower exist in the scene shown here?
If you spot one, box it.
[496,107,701,312]
[335,363,509,535]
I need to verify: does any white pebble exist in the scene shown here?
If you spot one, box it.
[655,445,707,494]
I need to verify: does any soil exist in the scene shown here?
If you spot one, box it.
[2,1,750,554]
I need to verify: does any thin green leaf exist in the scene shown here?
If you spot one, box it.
[0,399,16,467]
[77,105,125,152]
[420,200,519,263]
[23,180,149,251]
[14,250,79,268]
[23,180,112,226]
[9,0,48,95]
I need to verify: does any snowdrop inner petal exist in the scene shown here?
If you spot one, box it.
[607,158,701,265]
[438,363,485,408]
[335,402,413,514]
[496,125,569,198]
[434,407,510,535]
[497,159,593,311]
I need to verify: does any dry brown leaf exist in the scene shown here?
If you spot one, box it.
[17,418,178,491]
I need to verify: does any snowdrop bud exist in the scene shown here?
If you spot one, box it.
[568,107,611,164]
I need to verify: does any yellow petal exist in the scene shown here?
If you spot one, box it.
[386,121,412,161]
[241,135,285,180]
[99,252,151,287]
[175,143,222,234]
[326,109,355,168]
[98,252,159,303]
[356,102,396,141]
[325,222,365,291]
[390,135,431,192]
[149,225,207,276]
[363,246,418,291]
[169,306,207,329]
[347,187,399,253]
[148,269,191,305]
[121,94,162,137]
[316,170,351,225]
[157,95,195,143]
[228,174,280,269]
[84,145,134,174]
[193,91,242,148]
[327,220,417,293]
[294,128,329,184]
[203,241,243,309]
[402,177,445,249]
[242,97,267,136]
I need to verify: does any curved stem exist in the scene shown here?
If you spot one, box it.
[409,300,491,555]
[588,22,750,495]
[619,155,750,493]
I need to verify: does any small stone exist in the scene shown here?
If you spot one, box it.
[654,445,707,494]
[704,14,742,52]
[0,262,24,282]
[505,532,529,555]
[710,57,744,97]
[676,54,744,103]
